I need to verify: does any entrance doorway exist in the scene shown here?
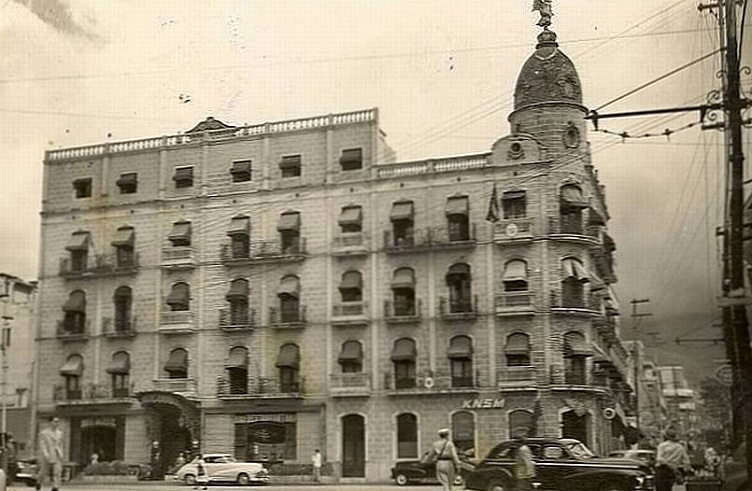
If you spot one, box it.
[562,410,591,448]
[341,414,365,478]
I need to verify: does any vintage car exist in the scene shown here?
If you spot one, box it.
[465,438,654,491]
[608,450,657,471]
[391,452,471,486]
[722,442,748,491]
[174,453,269,486]
[14,457,39,487]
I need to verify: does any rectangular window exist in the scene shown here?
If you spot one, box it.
[230,160,252,182]
[73,178,92,198]
[280,155,302,178]
[502,191,526,219]
[340,148,363,171]
[112,374,130,397]
[65,376,82,400]
[116,173,138,194]
[1,327,10,348]
[173,166,194,188]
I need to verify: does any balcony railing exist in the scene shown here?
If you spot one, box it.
[158,311,195,333]
[152,378,197,394]
[102,316,137,338]
[331,302,368,325]
[494,218,534,241]
[219,308,256,330]
[332,232,367,249]
[384,370,480,392]
[498,366,537,388]
[269,305,307,328]
[217,376,305,397]
[383,225,477,252]
[550,292,601,312]
[56,320,90,341]
[59,253,140,278]
[330,373,371,395]
[495,292,534,314]
[384,299,422,323]
[160,246,198,268]
[221,238,307,265]
[53,382,133,403]
[548,217,599,243]
[439,296,478,319]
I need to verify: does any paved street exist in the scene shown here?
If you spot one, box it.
[7,484,434,491]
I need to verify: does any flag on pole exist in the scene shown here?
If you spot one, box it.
[486,182,500,223]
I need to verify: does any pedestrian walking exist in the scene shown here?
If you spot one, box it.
[431,428,461,491]
[194,455,208,491]
[311,449,322,483]
[655,427,691,491]
[36,416,64,491]
[512,429,536,491]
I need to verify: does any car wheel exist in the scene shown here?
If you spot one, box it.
[487,479,509,491]
[237,473,251,486]
[453,474,465,486]
[395,473,410,486]
[184,474,197,486]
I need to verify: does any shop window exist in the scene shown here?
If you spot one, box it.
[340,148,363,171]
[73,178,92,198]
[234,421,297,462]
[397,413,418,458]
[502,191,526,219]
[280,155,302,178]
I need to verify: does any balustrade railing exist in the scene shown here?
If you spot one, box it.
[53,382,133,402]
[269,305,307,327]
[219,308,256,329]
[439,296,478,316]
[217,376,305,396]
[102,316,137,337]
[384,299,422,321]
[332,302,366,317]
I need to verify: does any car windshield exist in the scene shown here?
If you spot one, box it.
[565,441,596,459]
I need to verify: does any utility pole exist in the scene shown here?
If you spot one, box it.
[630,299,652,435]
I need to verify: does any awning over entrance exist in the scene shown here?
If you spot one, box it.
[562,258,589,282]
[338,206,362,227]
[505,333,530,355]
[107,351,131,374]
[65,231,90,251]
[278,276,300,298]
[391,338,416,361]
[338,341,363,363]
[62,291,86,312]
[448,336,473,359]
[227,216,250,236]
[391,268,415,289]
[275,344,300,368]
[445,196,469,216]
[111,227,135,247]
[60,355,84,376]
[226,346,248,368]
[277,212,300,231]
[390,201,414,221]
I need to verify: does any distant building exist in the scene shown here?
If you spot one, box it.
[33,19,635,481]
[656,365,697,442]
[624,341,668,447]
[0,273,36,458]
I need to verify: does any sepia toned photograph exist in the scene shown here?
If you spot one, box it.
[0,1,750,490]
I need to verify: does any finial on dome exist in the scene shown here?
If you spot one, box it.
[532,0,553,29]
[536,29,558,48]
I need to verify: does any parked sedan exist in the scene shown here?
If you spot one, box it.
[175,454,269,486]
[465,438,654,491]
[608,450,656,471]
[391,452,472,486]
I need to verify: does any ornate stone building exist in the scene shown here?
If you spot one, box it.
[33,16,633,482]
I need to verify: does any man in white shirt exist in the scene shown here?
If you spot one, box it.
[311,449,322,482]
[37,416,64,491]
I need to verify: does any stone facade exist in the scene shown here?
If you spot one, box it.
[34,30,634,482]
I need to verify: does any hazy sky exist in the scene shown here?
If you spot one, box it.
[2,0,749,383]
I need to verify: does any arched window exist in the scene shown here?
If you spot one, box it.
[164,348,188,379]
[277,275,301,323]
[107,351,130,397]
[561,258,589,308]
[391,268,416,316]
[502,260,528,292]
[276,344,300,392]
[60,354,84,400]
[226,346,249,395]
[505,333,530,366]
[226,279,250,326]
[397,413,418,458]
[62,290,87,334]
[338,340,363,373]
[339,271,363,303]
[559,184,588,234]
[452,411,475,453]
[445,195,470,241]
[448,336,473,387]
[391,338,416,389]
[166,282,190,312]
[446,263,472,313]
[113,286,132,332]
[508,409,533,439]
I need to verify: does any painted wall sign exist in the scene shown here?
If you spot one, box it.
[462,398,505,409]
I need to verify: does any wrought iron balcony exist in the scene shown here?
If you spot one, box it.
[332,302,368,325]
[550,291,601,314]
[53,382,133,404]
[219,308,256,330]
[152,378,197,394]
[493,218,535,242]
[221,238,307,265]
[158,310,196,333]
[495,291,535,315]
[269,305,307,329]
[439,296,478,319]
[56,320,90,341]
[498,366,537,388]
[160,246,198,269]
[547,217,600,245]
[384,370,480,393]
[332,232,369,256]
[329,372,371,396]
[217,375,305,398]
[384,299,422,324]
[383,225,477,253]
[102,316,137,338]
[59,253,140,278]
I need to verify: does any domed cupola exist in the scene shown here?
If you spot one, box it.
[513,29,583,111]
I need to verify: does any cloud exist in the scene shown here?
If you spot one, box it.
[11,0,101,41]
